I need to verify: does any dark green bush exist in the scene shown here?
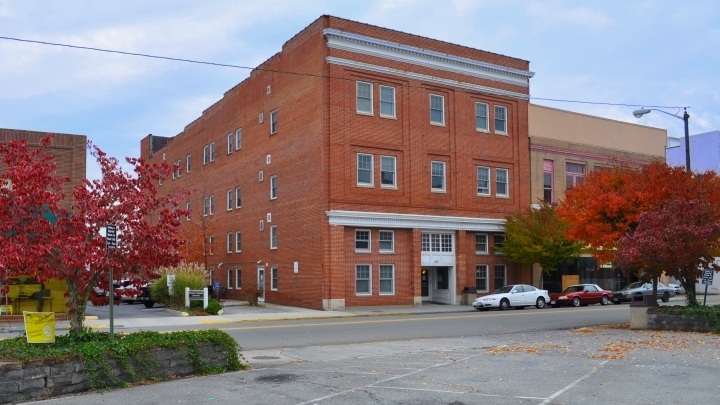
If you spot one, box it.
[206,299,222,315]
[151,273,206,309]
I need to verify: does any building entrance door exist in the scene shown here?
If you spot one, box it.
[421,268,430,300]
[257,267,265,302]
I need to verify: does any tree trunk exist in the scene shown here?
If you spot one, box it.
[65,278,86,332]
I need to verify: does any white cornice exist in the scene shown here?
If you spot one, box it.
[324,28,533,88]
[326,210,506,232]
[327,57,529,100]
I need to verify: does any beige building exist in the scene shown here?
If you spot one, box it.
[529,104,667,205]
[528,105,667,293]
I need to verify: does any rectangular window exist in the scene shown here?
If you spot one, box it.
[475,102,489,131]
[421,233,454,252]
[227,189,233,211]
[494,105,507,134]
[379,264,395,294]
[356,81,373,114]
[475,233,488,254]
[271,266,278,291]
[203,197,209,217]
[259,220,264,231]
[476,264,488,291]
[235,231,242,252]
[235,187,242,208]
[186,202,191,221]
[235,128,242,150]
[270,175,278,200]
[430,94,445,125]
[357,153,374,186]
[477,166,490,195]
[235,267,242,289]
[227,132,234,154]
[209,195,215,215]
[431,161,446,192]
[356,264,371,295]
[270,110,278,134]
[208,235,215,256]
[270,225,278,249]
[380,156,396,187]
[494,264,506,288]
[566,163,585,189]
[355,230,370,252]
[496,168,509,197]
[543,160,554,203]
[209,142,216,162]
[203,145,209,165]
[227,268,234,289]
[186,154,191,173]
[493,234,505,255]
[379,85,395,118]
[226,232,233,253]
[379,230,394,253]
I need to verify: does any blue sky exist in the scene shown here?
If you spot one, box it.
[1,0,718,179]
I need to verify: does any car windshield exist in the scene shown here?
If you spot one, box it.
[493,286,514,294]
[624,282,644,290]
[563,286,584,292]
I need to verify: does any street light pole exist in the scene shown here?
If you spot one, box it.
[632,107,691,172]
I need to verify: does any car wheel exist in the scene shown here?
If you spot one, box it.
[600,295,609,305]
[143,301,155,308]
[536,297,546,309]
[499,299,510,311]
[572,297,581,307]
[662,292,670,302]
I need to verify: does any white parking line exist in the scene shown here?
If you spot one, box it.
[538,359,609,404]
[378,386,547,401]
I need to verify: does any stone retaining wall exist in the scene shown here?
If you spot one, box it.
[0,343,229,404]
[646,311,719,333]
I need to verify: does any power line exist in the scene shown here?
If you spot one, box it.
[0,35,689,110]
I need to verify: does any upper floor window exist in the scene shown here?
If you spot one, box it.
[356,81,373,114]
[185,202,191,221]
[493,234,505,255]
[270,225,278,249]
[235,231,242,252]
[566,163,585,189]
[430,94,445,125]
[226,232,233,253]
[227,132,234,154]
[235,128,242,150]
[186,154,191,173]
[203,195,215,216]
[421,233,453,253]
[475,102,489,132]
[543,160,554,203]
[203,145,210,165]
[270,175,278,200]
[477,166,490,196]
[270,110,278,134]
[431,161,446,192]
[496,168,509,197]
[235,186,242,208]
[355,230,370,252]
[226,189,233,211]
[379,85,396,118]
[380,156,396,188]
[379,230,394,253]
[494,105,507,134]
[475,233,488,254]
[357,153,374,186]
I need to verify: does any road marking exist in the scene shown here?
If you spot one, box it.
[379,386,547,401]
[538,359,609,404]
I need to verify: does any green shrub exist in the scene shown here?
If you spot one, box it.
[206,299,222,315]
[151,262,209,309]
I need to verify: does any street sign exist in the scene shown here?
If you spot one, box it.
[702,269,714,285]
[106,224,117,249]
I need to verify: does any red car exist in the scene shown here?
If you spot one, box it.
[549,284,612,308]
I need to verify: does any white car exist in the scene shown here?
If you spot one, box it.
[473,284,550,311]
[668,283,685,294]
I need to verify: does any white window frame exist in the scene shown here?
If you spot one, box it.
[429,94,445,125]
[355,264,371,295]
[235,128,242,150]
[379,264,395,295]
[227,268,234,289]
[235,267,242,289]
[356,81,373,115]
[379,85,396,118]
[235,231,242,252]
[209,142,216,162]
[208,235,215,256]
[186,154,191,173]
[475,102,489,132]
[496,168,509,197]
[493,234,506,255]
[379,230,394,253]
[477,166,490,196]
[270,175,278,200]
[355,229,371,252]
[259,170,264,182]
[235,187,242,209]
[494,264,506,289]
[270,109,278,134]
[227,189,233,211]
[226,232,233,253]
[185,202,191,221]
[494,105,508,135]
[227,132,234,154]
[271,266,278,291]
[476,264,489,292]
[357,153,374,187]
[203,197,209,217]
[270,225,278,250]
[203,145,209,165]
[475,233,488,254]
[259,220,264,231]
[431,161,446,192]
[380,155,396,188]
[209,195,215,215]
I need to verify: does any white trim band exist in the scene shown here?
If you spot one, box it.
[326,210,505,232]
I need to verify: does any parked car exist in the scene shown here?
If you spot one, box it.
[113,280,155,308]
[549,284,612,307]
[668,283,685,294]
[612,281,675,304]
[472,284,550,311]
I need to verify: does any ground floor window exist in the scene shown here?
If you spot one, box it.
[494,264,506,289]
[476,264,488,291]
[271,266,278,291]
[235,268,242,289]
[356,264,371,295]
[379,264,394,295]
[227,268,234,289]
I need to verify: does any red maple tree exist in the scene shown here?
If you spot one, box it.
[0,137,189,331]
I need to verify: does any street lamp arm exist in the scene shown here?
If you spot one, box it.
[631,107,691,172]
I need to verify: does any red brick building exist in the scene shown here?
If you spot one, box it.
[141,15,534,309]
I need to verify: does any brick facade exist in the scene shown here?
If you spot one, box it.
[141,15,533,309]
